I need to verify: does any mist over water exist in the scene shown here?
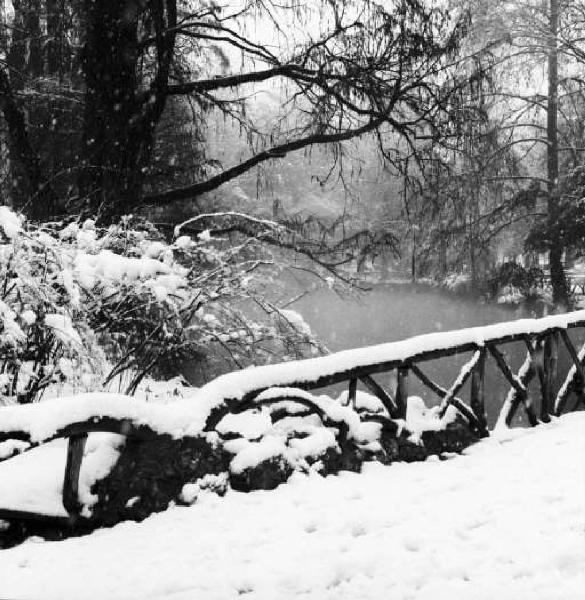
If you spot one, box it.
[295,283,536,351]
[294,283,564,427]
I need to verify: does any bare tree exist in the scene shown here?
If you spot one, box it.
[444,0,585,306]
[0,0,469,221]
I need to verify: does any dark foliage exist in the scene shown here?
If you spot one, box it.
[486,261,545,300]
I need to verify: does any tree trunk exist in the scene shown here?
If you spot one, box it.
[0,1,8,56]
[3,0,53,215]
[547,0,570,307]
[0,69,56,219]
[411,228,417,282]
[78,0,141,215]
[78,0,174,219]
[24,0,43,78]
[47,0,73,79]
[7,1,26,90]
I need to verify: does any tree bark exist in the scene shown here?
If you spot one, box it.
[24,0,43,78]
[78,0,175,218]
[47,0,73,78]
[547,0,570,307]
[0,1,8,56]
[78,0,143,214]
[0,69,56,219]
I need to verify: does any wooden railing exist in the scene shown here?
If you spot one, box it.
[1,310,585,526]
[201,311,585,434]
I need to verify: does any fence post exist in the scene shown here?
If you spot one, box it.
[348,378,358,410]
[470,349,488,436]
[557,329,585,414]
[547,332,559,420]
[63,433,88,518]
[541,333,558,422]
[396,367,409,419]
[530,336,548,422]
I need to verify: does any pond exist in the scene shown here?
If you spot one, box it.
[292,282,571,427]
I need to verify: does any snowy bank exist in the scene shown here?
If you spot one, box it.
[0,412,582,600]
[0,391,473,527]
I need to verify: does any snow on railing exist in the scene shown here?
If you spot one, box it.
[1,309,585,522]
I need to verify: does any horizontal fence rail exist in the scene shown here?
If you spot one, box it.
[1,310,585,525]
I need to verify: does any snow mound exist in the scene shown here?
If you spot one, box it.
[0,434,124,518]
[0,413,582,599]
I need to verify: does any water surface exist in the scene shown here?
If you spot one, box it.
[294,283,569,427]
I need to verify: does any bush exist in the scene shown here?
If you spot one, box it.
[0,209,99,403]
[486,262,544,301]
[0,209,326,403]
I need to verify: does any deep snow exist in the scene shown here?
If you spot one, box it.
[1,412,583,600]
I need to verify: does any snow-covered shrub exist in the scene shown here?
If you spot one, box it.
[166,221,328,383]
[0,211,98,403]
[0,209,328,402]
[443,272,472,294]
[0,211,197,401]
[487,262,545,303]
[271,308,328,360]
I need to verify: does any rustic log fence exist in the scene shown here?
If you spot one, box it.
[1,311,585,529]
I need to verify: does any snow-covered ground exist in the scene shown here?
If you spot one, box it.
[1,412,583,600]
[0,434,124,517]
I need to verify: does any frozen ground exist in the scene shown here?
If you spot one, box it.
[1,412,584,600]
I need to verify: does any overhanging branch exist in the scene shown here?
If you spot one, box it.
[164,64,329,96]
[144,116,387,205]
